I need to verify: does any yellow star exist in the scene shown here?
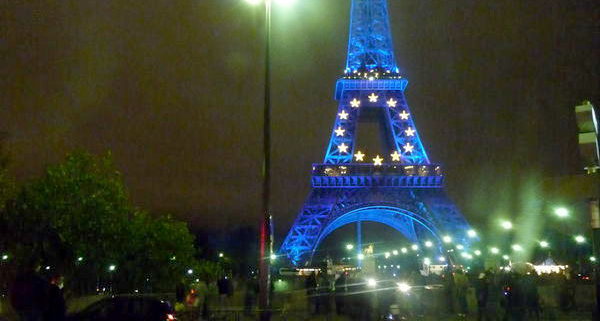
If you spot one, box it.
[390,150,401,161]
[368,93,379,102]
[334,126,345,136]
[399,110,410,120]
[350,98,361,108]
[403,143,414,154]
[354,150,365,161]
[373,155,384,166]
[405,127,415,136]
[338,143,349,153]
[387,98,397,108]
[338,110,349,120]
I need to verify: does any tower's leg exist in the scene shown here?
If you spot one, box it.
[356,220,362,268]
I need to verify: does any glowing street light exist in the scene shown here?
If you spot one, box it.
[467,229,477,238]
[501,220,513,230]
[2,254,8,261]
[187,269,193,275]
[490,247,500,254]
[456,244,464,250]
[219,252,224,258]
[270,253,277,260]
[424,241,433,248]
[438,256,446,262]
[384,252,391,259]
[77,257,83,262]
[442,235,452,243]
[357,254,365,260]
[392,250,399,255]
[367,278,377,288]
[554,207,569,218]
[575,235,586,243]
[502,255,509,260]
[397,282,410,293]
[108,265,116,272]
[474,250,482,256]
[423,257,431,265]
[591,256,597,262]
[539,241,549,248]
[411,244,419,251]
[346,244,354,250]
[511,244,523,252]
[401,247,408,253]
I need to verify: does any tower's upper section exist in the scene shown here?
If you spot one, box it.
[344,0,398,75]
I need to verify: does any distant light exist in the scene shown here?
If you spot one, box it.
[554,207,569,218]
[219,253,224,258]
[270,253,277,260]
[512,244,523,252]
[467,230,477,238]
[2,254,8,260]
[591,256,597,262]
[367,278,377,287]
[346,244,354,250]
[77,257,83,262]
[424,241,433,248]
[438,256,446,262]
[501,221,513,230]
[195,278,200,282]
[187,269,193,275]
[384,252,391,259]
[411,244,419,251]
[108,265,116,272]
[397,282,410,293]
[490,247,500,254]
[443,236,452,243]
[456,244,464,250]
[539,241,549,248]
[474,250,481,256]
[502,255,509,260]
[575,235,585,243]
[274,0,299,6]
[392,250,399,255]
[423,257,431,265]
[401,247,408,253]
[357,254,365,260]
[45,266,51,270]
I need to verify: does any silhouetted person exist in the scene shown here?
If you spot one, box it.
[475,273,489,321]
[334,273,347,315]
[10,267,50,321]
[244,276,259,316]
[305,272,317,313]
[454,270,470,317]
[444,268,456,314]
[45,275,65,321]
[523,274,540,321]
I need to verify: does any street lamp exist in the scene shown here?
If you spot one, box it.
[424,241,433,248]
[219,252,224,258]
[467,229,477,238]
[411,244,419,251]
[108,265,116,272]
[575,235,586,243]
[346,244,354,250]
[512,244,523,252]
[443,235,452,243]
[501,220,513,230]
[539,241,549,248]
[554,207,569,218]
[187,269,193,275]
[490,247,500,254]
[357,253,365,260]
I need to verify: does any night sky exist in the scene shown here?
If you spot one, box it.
[1,0,599,241]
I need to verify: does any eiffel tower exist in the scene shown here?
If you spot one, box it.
[279,0,472,266]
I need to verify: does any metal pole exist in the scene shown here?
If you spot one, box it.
[356,221,362,268]
[591,199,600,318]
[258,1,272,320]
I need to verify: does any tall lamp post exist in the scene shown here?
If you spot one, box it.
[245,1,297,319]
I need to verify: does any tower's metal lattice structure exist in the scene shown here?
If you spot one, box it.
[279,0,471,265]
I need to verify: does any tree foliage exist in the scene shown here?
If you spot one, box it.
[1,151,211,294]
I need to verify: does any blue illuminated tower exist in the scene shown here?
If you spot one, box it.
[279,0,472,265]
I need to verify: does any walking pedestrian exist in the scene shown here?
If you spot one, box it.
[454,270,470,317]
[45,274,66,321]
[475,273,489,321]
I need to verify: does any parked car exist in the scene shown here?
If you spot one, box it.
[67,295,176,321]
